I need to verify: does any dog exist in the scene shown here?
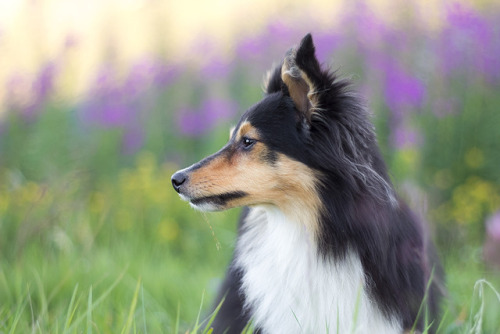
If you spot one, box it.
[171,33,443,334]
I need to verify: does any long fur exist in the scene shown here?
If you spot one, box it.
[172,33,444,334]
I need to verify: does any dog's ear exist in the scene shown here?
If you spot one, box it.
[281,33,323,122]
[263,63,283,94]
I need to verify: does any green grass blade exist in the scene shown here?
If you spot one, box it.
[469,279,500,334]
[8,291,29,334]
[241,319,254,334]
[434,308,449,334]
[121,277,142,334]
[411,267,435,333]
[0,268,13,304]
[350,282,363,334]
[174,301,180,334]
[66,268,126,332]
[290,308,303,332]
[201,297,225,334]
[33,269,48,315]
[63,283,80,332]
[86,285,93,334]
[191,290,205,333]
[141,284,148,334]
[336,306,340,334]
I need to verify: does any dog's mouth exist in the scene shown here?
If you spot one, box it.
[185,191,248,211]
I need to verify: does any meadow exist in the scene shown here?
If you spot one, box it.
[1,2,500,333]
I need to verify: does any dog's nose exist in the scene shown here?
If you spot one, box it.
[171,171,187,193]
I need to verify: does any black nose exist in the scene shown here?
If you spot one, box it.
[171,171,187,193]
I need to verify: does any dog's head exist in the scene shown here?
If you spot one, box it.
[171,34,325,217]
[171,33,393,220]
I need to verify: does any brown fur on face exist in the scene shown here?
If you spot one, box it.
[178,121,324,234]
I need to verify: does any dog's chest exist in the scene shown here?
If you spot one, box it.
[235,206,401,334]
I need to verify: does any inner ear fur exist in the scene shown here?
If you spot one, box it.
[281,49,311,119]
[280,33,321,121]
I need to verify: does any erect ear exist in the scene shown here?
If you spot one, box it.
[280,33,322,121]
[263,64,283,94]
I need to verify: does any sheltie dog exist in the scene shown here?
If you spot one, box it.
[172,34,443,333]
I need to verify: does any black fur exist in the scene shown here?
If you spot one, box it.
[191,191,248,207]
[208,33,443,333]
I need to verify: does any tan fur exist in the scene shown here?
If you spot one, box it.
[281,62,311,116]
[280,47,320,121]
[300,70,320,112]
[235,121,259,141]
[185,122,323,235]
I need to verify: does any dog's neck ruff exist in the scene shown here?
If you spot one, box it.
[235,205,402,334]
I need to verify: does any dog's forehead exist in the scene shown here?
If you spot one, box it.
[233,92,295,137]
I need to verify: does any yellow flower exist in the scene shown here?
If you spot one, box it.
[450,177,500,225]
[464,148,484,169]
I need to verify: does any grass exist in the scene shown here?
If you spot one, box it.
[0,128,499,333]
[0,147,499,333]
[0,207,499,333]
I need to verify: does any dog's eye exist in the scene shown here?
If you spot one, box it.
[241,137,256,149]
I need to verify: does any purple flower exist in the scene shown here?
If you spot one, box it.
[354,3,390,49]
[122,126,144,155]
[78,57,182,154]
[446,3,491,47]
[32,61,57,103]
[484,210,500,269]
[201,98,237,126]
[78,66,147,155]
[438,3,498,80]
[384,62,426,118]
[153,62,179,87]
[125,57,179,95]
[201,58,233,80]
[177,98,238,137]
[81,66,132,128]
[267,21,295,42]
[391,122,422,150]
[123,57,180,94]
[486,211,500,241]
[5,61,58,121]
[176,107,204,137]
[312,32,341,63]
[124,60,154,97]
[96,104,135,128]
[236,34,269,60]
[189,34,234,80]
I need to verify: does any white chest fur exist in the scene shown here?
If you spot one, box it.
[234,206,402,334]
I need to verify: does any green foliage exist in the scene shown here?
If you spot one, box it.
[1,141,499,332]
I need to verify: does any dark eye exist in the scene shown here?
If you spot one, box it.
[241,137,256,149]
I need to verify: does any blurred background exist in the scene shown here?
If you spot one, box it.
[1,0,500,332]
